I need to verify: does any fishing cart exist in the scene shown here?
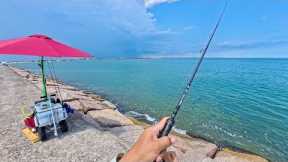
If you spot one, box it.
[0,34,91,141]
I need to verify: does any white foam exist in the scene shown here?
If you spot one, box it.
[173,127,187,135]
[125,111,188,135]
[125,111,157,122]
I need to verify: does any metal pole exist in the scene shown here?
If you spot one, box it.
[48,96,58,136]
[39,57,57,136]
[40,57,48,98]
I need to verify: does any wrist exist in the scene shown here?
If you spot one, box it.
[119,150,140,162]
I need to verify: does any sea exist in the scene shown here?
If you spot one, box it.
[17,58,288,162]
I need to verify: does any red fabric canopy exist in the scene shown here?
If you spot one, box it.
[0,34,91,58]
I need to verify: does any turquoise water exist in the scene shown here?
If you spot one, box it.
[18,59,288,162]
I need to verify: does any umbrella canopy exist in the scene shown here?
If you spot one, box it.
[0,34,91,99]
[0,34,91,58]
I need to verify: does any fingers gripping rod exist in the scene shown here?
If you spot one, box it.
[158,2,228,138]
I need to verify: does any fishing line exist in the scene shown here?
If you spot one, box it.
[47,61,58,96]
[47,60,63,102]
[50,61,63,102]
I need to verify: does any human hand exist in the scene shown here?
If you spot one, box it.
[119,117,176,162]
[155,151,178,162]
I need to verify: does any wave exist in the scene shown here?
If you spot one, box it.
[125,111,157,123]
[125,110,187,135]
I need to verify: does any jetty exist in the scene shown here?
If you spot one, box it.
[0,64,268,162]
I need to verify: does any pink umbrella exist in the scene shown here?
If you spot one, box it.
[0,34,90,58]
[0,34,91,98]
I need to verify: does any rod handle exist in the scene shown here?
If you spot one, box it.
[155,119,174,162]
[158,118,175,138]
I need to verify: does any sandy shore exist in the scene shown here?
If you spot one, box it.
[0,64,268,162]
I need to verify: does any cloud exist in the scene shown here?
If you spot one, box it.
[2,0,285,59]
[144,0,179,8]
[0,0,173,57]
[139,39,288,58]
[215,39,288,51]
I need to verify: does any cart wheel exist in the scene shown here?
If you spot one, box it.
[59,120,68,133]
[37,127,47,141]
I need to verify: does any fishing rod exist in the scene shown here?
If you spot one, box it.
[158,2,228,138]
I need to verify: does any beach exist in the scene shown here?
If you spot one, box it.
[0,64,268,162]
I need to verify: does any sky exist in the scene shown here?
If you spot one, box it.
[0,0,288,59]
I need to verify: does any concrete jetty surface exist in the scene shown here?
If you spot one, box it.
[0,65,268,162]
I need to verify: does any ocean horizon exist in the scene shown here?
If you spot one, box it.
[17,58,288,162]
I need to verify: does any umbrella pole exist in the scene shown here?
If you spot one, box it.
[39,57,58,136]
[40,57,48,99]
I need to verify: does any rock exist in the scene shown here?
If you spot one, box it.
[62,98,79,102]
[171,136,218,161]
[68,100,83,111]
[109,125,143,146]
[63,86,79,91]
[78,100,105,113]
[102,100,117,109]
[87,109,133,127]
[212,149,269,162]
[206,147,219,159]
[90,95,105,101]
[25,74,30,79]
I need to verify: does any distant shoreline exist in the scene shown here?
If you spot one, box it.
[1,57,288,64]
